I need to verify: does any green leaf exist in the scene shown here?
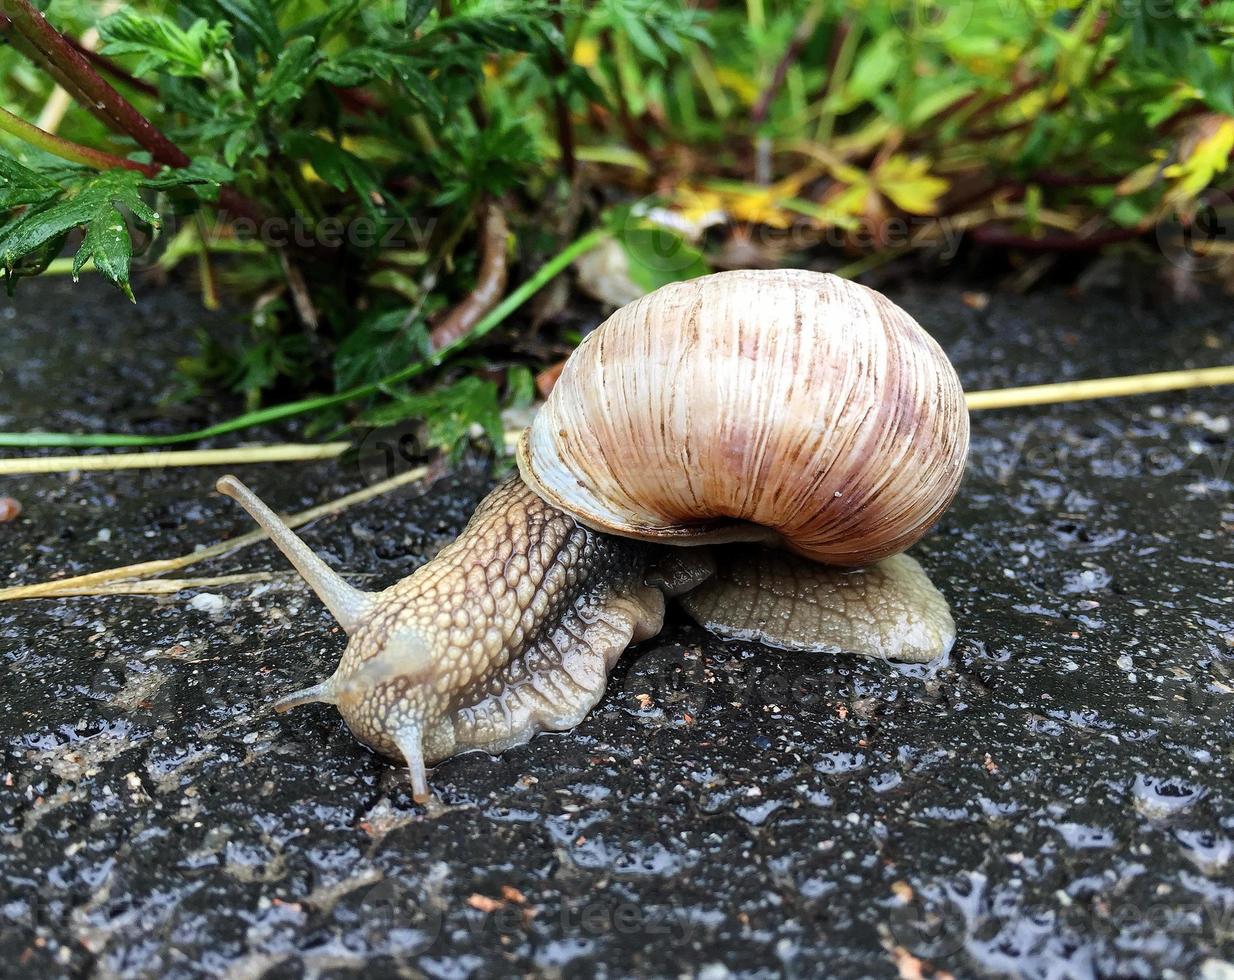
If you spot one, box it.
[259,36,320,106]
[838,31,899,109]
[0,232,68,295]
[359,376,502,457]
[286,0,363,44]
[74,212,135,300]
[426,12,555,56]
[223,123,258,168]
[395,63,447,124]
[405,0,434,30]
[145,157,236,188]
[333,308,430,391]
[0,170,160,300]
[504,365,535,408]
[284,134,386,219]
[0,153,61,210]
[182,0,282,55]
[99,11,232,78]
[617,224,709,294]
[617,9,666,67]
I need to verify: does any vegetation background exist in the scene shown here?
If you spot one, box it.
[2,0,1232,454]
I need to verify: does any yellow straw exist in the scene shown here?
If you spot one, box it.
[964,365,1234,411]
[0,464,431,601]
[0,442,352,475]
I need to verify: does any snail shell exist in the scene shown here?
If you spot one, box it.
[518,269,969,566]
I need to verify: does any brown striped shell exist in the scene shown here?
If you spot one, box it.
[516,269,969,567]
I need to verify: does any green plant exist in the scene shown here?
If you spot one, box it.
[2,0,1233,451]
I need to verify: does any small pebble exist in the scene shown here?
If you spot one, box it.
[0,497,21,523]
[189,593,228,614]
[1201,960,1234,980]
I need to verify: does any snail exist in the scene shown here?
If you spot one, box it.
[217,269,969,801]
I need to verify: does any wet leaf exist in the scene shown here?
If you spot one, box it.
[0,171,160,299]
[259,36,321,106]
[185,0,282,55]
[0,154,61,210]
[74,212,135,301]
[405,0,434,30]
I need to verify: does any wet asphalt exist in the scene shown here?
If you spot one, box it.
[1,273,1232,979]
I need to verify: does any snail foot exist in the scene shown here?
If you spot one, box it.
[677,546,955,663]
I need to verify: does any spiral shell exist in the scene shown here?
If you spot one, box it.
[517,269,969,566]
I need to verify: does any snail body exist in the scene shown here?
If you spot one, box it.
[218,270,968,801]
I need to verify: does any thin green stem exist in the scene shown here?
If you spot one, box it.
[895,5,921,127]
[745,0,765,33]
[814,19,861,144]
[0,106,155,174]
[0,229,609,449]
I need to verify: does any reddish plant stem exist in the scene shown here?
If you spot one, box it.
[969,223,1145,252]
[4,0,189,167]
[65,34,158,97]
[0,15,120,133]
[752,3,822,125]
[548,8,576,181]
[429,202,510,350]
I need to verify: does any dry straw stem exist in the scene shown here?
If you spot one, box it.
[964,365,1234,410]
[46,571,285,597]
[0,442,353,476]
[0,434,525,476]
[0,464,430,601]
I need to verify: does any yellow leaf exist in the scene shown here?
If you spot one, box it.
[1008,89,1048,122]
[1116,160,1162,197]
[672,185,726,225]
[573,37,599,68]
[874,155,950,215]
[713,67,760,106]
[826,183,873,219]
[813,149,867,185]
[787,197,862,230]
[726,187,793,228]
[1163,116,1234,201]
